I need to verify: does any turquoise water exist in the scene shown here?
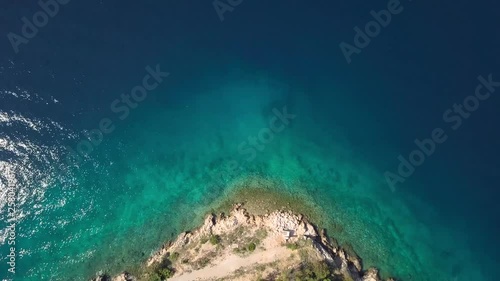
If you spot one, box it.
[1,1,499,280]
[1,66,495,280]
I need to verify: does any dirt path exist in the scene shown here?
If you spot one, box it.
[170,246,292,281]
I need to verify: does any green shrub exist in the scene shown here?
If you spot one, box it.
[286,243,299,250]
[158,267,174,279]
[148,273,161,281]
[294,261,332,281]
[247,242,256,252]
[168,252,179,262]
[209,235,220,245]
[311,262,331,280]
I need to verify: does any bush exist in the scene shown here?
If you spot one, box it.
[168,252,179,262]
[209,235,220,245]
[311,262,331,280]
[158,267,174,279]
[295,261,332,281]
[148,273,161,281]
[247,242,256,252]
[286,243,299,250]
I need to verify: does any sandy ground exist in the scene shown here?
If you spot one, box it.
[170,245,293,281]
[170,232,298,281]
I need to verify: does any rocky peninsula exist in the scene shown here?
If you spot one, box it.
[91,200,396,281]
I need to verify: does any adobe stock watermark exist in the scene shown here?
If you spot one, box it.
[213,0,243,22]
[207,106,296,187]
[64,65,169,168]
[339,0,408,64]
[385,74,499,192]
[7,0,71,54]
[3,183,17,277]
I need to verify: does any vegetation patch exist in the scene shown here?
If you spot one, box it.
[168,252,179,262]
[147,266,174,281]
[247,242,256,252]
[209,234,221,245]
[232,236,261,256]
[286,242,300,250]
[276,261,334,281]
[194,256,211,269]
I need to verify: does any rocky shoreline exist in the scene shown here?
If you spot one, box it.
[91,203,396,281]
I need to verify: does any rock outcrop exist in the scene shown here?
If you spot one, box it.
[94,204,396,281]
[145,204,394,281]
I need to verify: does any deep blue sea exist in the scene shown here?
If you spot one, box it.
[0,1,499,280]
